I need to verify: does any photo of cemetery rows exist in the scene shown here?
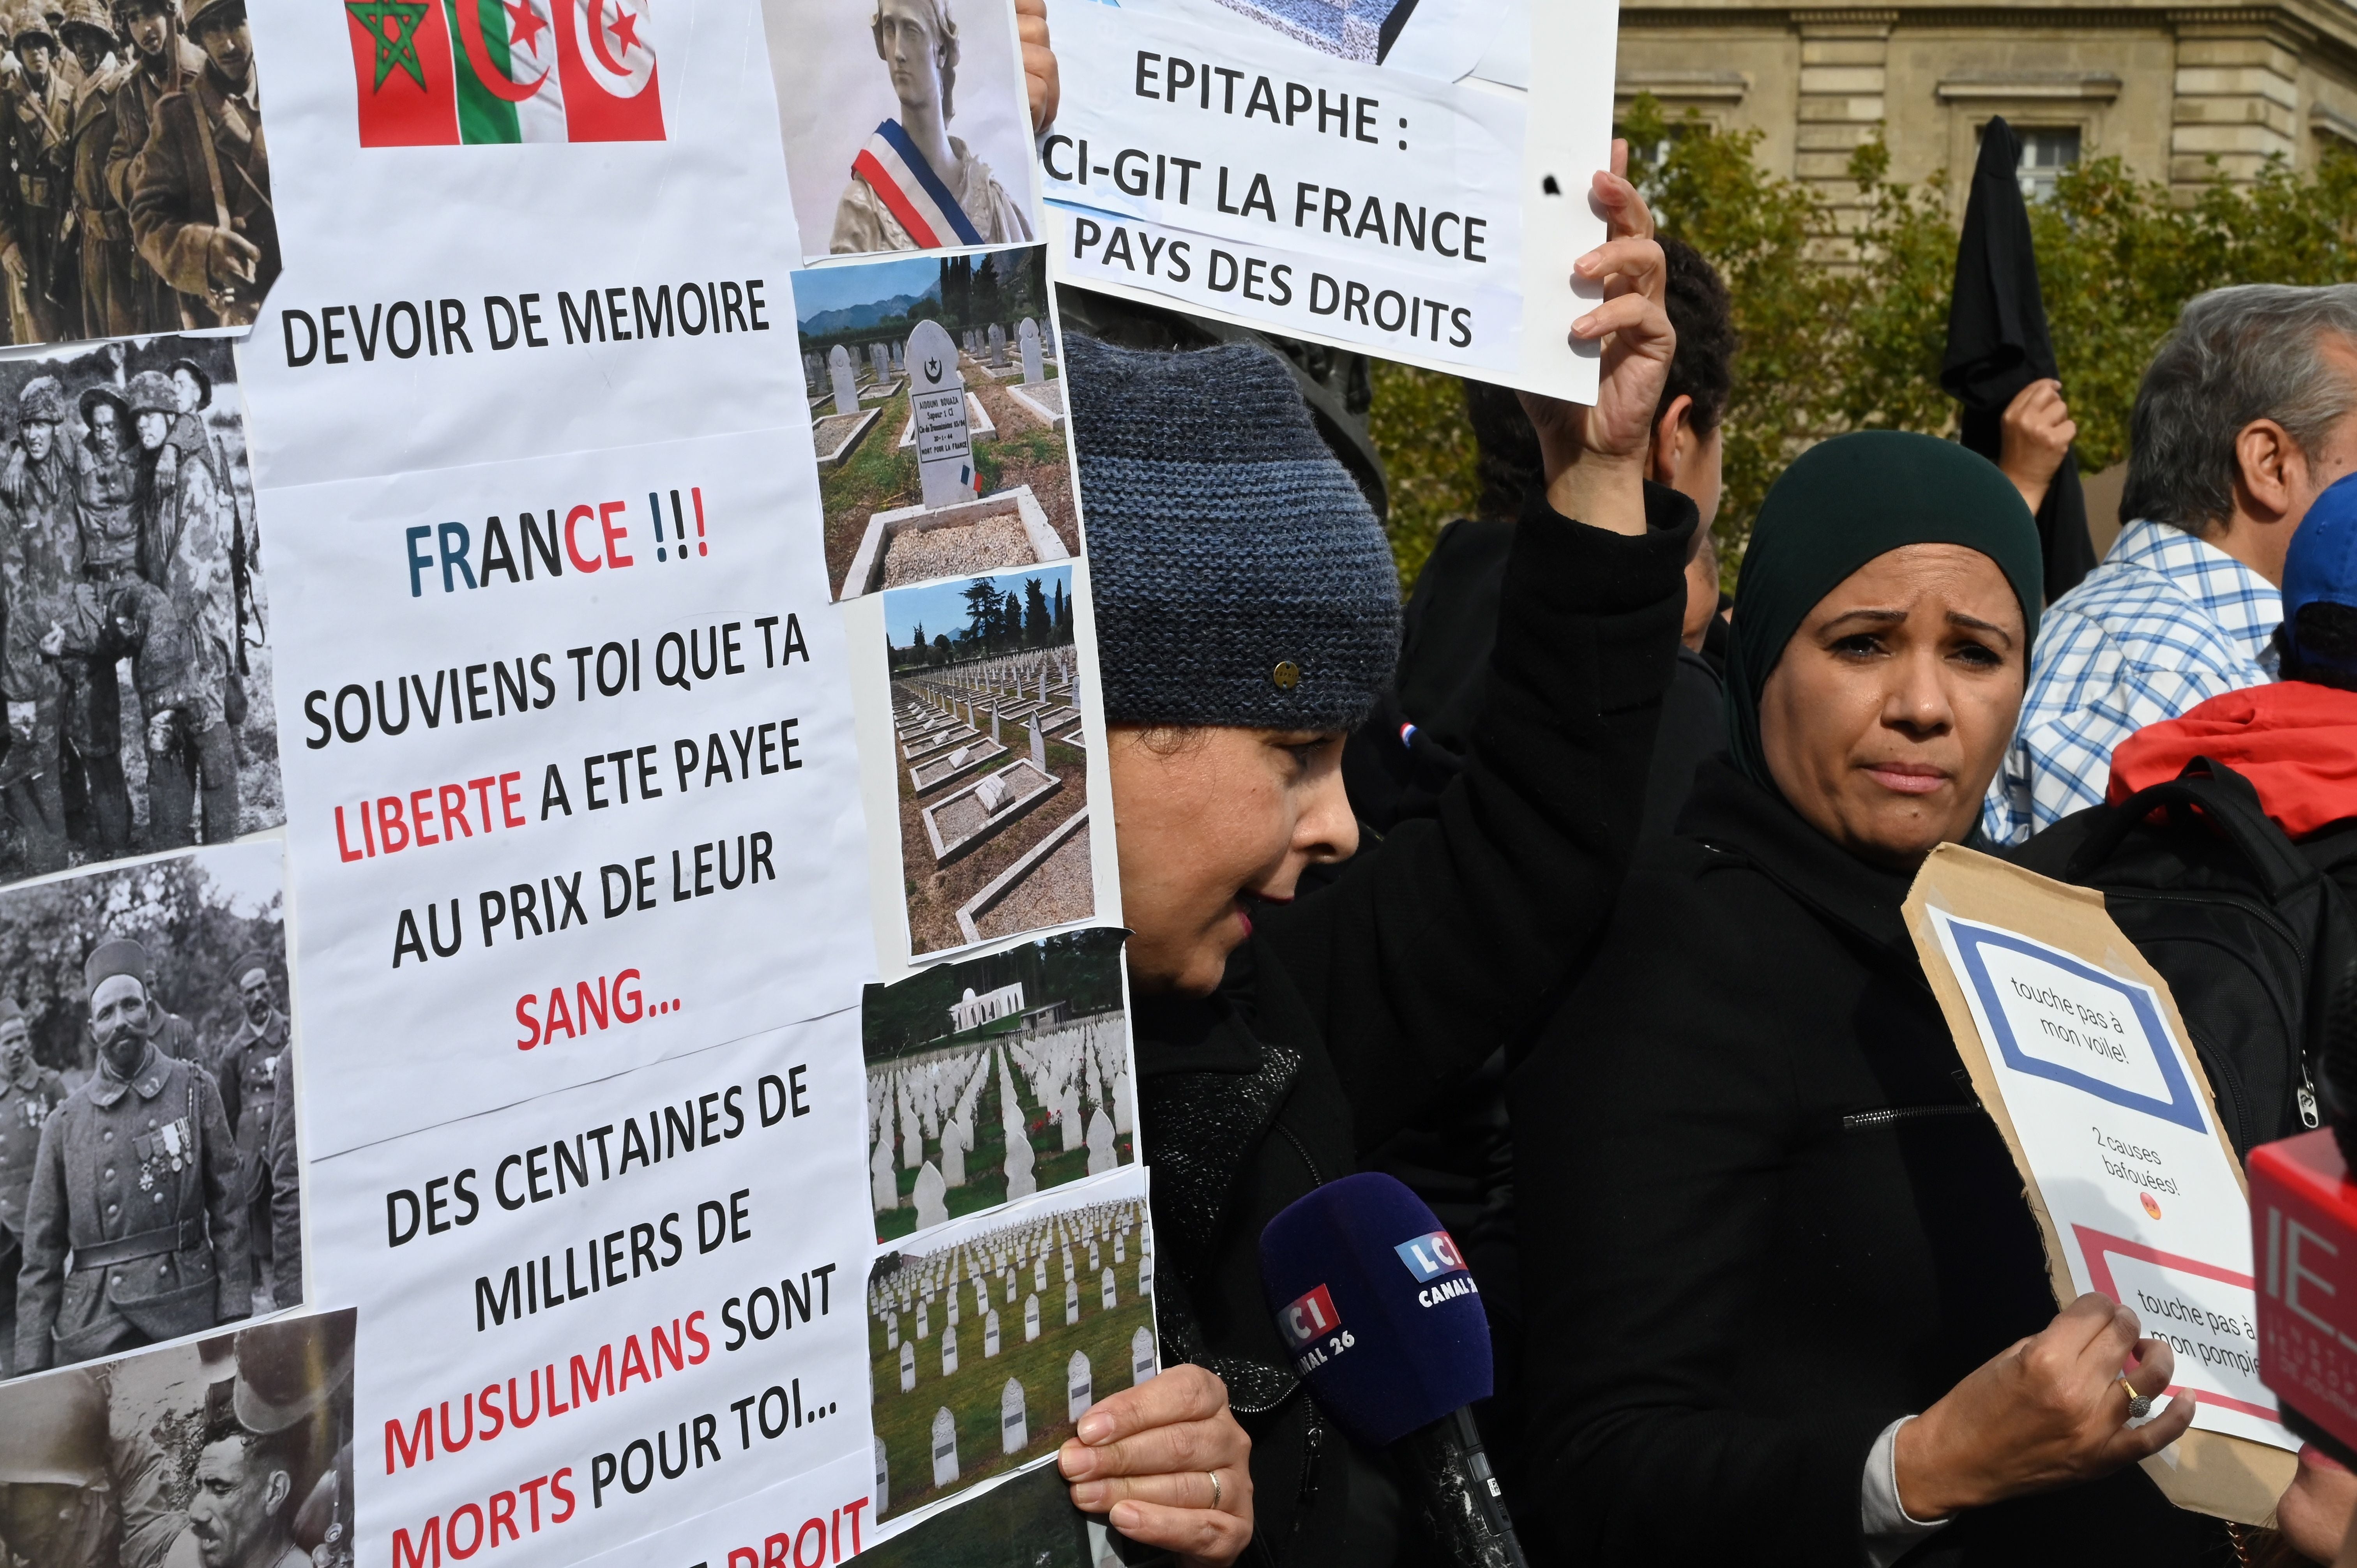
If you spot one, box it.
[886,564,1093,954]
[796,245,1074,600]
[865,928,1133,1241]
[855,1459,1121,1568]
[867,1187,1156,1524]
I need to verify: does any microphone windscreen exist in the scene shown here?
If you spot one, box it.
[1257,1172,1491,1447]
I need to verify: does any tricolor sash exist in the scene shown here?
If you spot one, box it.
[851,119,985,249]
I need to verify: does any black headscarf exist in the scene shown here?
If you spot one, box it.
[1725,430,2044,789]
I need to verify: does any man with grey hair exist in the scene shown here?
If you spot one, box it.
[1983,282,2357,842]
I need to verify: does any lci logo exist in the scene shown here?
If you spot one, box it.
[345,0,665,147]
[1275,1284,1341,1351]
[1393,1230,1467,1284]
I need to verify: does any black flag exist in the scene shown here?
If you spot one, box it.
[1941,116,2097,600]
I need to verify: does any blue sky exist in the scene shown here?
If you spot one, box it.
[790,256,942,327]
[884,563,1072,647]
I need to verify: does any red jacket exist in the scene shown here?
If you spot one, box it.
[2106,681,2357,839]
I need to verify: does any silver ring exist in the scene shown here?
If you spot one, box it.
[2118,1374,2153,1421]
[1208,1470,1223,1511]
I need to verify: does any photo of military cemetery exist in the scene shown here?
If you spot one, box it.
[884,563,1092,954]
[794,246,1075,601]
[865,927,1131,1242]
[867,1177,1155,1523]
[857,1459,1120,1568]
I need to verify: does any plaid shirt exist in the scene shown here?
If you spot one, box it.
[1981,518,2281,845]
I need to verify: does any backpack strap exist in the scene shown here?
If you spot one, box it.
[2063,757,2317,901]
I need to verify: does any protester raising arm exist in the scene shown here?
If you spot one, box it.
[1071,155,1692,1565]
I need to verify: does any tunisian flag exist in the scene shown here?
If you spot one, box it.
[552,0,664,141]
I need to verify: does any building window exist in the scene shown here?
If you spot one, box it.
[2013,126,2081,202]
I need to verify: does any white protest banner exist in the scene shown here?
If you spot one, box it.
[565,1449,880,1568]
[266,428,869,1153]
[245,0,808,489]
[308,1018,872,1568]
[1906,845,2299,1524]
[1042,0,1611,401]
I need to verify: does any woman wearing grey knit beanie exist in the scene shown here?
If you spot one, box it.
[1048,160,1695,1567]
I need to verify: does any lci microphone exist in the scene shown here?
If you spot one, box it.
[1258,1172,1527,1568]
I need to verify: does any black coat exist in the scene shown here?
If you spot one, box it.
[1134,485,1692,1568]
[1509,759,2227,1566]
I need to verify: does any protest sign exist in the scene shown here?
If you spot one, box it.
[1906,843,2299,1525]
[0,0,1150,1562]
[262,429,870,1154]
[306,1019,872,1568]
[1042,0,1615,401]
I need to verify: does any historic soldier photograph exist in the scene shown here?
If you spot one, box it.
[0,335,278,886]
[0,994,64,1376]
[0,1306,353,1567]
[0,838,288,1382]
[129,0,269,330]
[0,0,277,347]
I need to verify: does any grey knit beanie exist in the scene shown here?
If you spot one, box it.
[1067,334,1401,731]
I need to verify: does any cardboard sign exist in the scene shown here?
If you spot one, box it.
[1904,842,2299,1525]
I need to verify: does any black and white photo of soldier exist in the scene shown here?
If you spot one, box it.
[0,334,276,886]
[0,0,278,347]
[0,1308,354,1568]
[0,839,290,1382]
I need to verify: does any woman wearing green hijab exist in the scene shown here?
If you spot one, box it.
[1507,432,2225,1565]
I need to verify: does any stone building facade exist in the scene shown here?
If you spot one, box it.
[1617,0,2357,212]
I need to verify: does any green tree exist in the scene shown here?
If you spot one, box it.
[1364,96,2357,592]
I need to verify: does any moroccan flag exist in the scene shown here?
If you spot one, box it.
[850,120,983,248]
[346,0,460,145]
[444,0,567,142]
[551,0,664,142]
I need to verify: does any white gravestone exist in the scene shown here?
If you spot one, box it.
[1004,1111,1037,1200]
[1001,1378,1028,1454]
[914,1160,949,1230]
[1101,1268,1117,1309]
[917,1300,930,1338]
[886,1312,900,1350]
[829,345,859,417]
[931,1407,959,1487]
[985,1308,1001,1358]
[1020,318,1043,384]
[871,1137,897,1211]
[1025,1292,1042,1342]
[947,1292,959,1328]
[1138,1258,1153,1298]
[1085,1110,1115,1176]
[987,321,1007,366]
[1065,1276,1080,1326]
[942,1119,967,1187]
[875,1434,889,1511]
[1060,1091,1084,1153]
[1067,1352,1094,1422]
[907,320,975,509]
[1030,716,1047,772]
[942,1323,959,1376]
[1131,1327,1157,1386]
[899,1340,916,1392]
[870,342,889,381]
[1005,1270,1017,1303]
[1114,1232,1126,1264]
[1034,1257,1048,1291]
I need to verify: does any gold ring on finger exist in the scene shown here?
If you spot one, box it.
[2118,1373,2154,1421]
[1208,1470,1222,1511]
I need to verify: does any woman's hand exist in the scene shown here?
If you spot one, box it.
[1518,142,1673,538]
[1059,1364,1253,1567]
[1016,0,1058,133]
[1894,1292,2197,1520]
[1997,377,2076,516]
